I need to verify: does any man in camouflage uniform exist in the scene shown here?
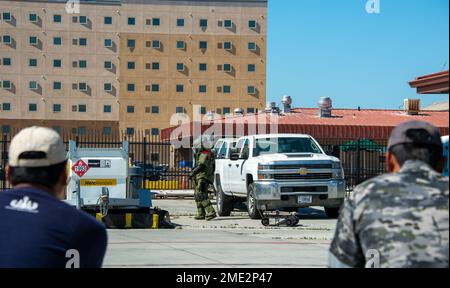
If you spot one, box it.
[190,136,217,221]
[329,121,449,268]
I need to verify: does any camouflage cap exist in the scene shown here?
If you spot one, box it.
[388,121,442,150]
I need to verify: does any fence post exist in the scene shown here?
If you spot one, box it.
[143,135,147,181]
[1,134,8,190]
[356,139,361,185]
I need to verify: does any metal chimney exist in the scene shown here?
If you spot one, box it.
[265,102,279,114]
[404,99,420,115]
[318,97,332,118]
[234,108,244,116]
[281,95,292,113]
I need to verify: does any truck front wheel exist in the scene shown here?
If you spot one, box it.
[216,177,234,217]
[247,183,262,219]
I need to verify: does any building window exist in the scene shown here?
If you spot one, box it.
[223,107,231,114]
[104,83,112,91]
[126,128,135,135]
[79,38,87,46]
[176,18,185,27]
[2,80,11,89]
[53,104,61,112]
[2,12,12,22]
[29,13,38,23]
[247,107,255,113]
[199,19,208,28]
[53,59,62,68]
[128,17,135,25]
[200,106,207,115]
[103,127,112,135]
[127,83,135,92]
[151,128,159,136]
[199,41,207,49]
[78,127,87,135]
[2,103,11,111]
[199,85,207,93]
[29,81,38,90]
[247,86,256,94]
[29,103,37,112]
[177,41,185,49]
[199,63,207,71]
[78,83,87,91]
[127,39,135,48]
[176,85,184,93]
[152,62,160,70]
[104,61,113,69]
[152,40,161,49]
[78,104,86,112]
[52,14,62,23]
[151,84,160,92]
[248,42,256,51]
[248,64,256,72]
[223,64,232,72]
[127,106,135,113]
[176,63,184,71]
[127,62,135,70]
[104,16,112,25]
[29,58,38,67]
[2,35,11,44]
[248,20,257,29]
[104,105,111,113]
[29,36,38,46]
[224,19,232,28]
[78,60,87,68]
[104,39,113,47]
[152,18,160,26]
[223,85,231,93]
[79,16,87,24]
[53,81,62,90]
[151,106,159,113]
[223,42,232,50]
[2,57,11,66]
[176,107,184,114]
[53,37,62,45]
[72,105,77,112]
[2,125,11,134]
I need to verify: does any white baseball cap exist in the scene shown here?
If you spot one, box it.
[8,126,67,168]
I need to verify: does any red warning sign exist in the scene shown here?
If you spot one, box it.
[71,159,90,178]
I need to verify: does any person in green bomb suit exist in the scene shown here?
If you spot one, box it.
[190,136,217,221]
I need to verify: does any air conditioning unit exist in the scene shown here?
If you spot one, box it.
[404,99,420,115]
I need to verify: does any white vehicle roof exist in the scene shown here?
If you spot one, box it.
[245,134,313,139]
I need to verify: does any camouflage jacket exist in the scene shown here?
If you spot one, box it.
[194,150,215,182]
[329,160,449,268]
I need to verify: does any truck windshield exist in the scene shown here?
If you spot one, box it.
[253,137,322,157]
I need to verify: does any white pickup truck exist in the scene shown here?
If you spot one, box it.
[214,134,346,219]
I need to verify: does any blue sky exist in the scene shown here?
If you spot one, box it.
[267,0,449,109]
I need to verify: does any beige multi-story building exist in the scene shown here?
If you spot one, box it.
[0,0,267,136]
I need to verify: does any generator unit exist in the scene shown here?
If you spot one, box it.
[65,140,174,229]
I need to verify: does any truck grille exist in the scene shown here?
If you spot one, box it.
[274,173,332,180]
[272,164,332,170]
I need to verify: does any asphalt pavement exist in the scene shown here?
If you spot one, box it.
[103,199,337,268]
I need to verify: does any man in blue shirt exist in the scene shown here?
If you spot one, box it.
[0,126,107,268]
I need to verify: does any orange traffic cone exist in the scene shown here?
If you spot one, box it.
[181,178,186,190]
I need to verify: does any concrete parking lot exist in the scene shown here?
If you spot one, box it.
[103,199,337,268]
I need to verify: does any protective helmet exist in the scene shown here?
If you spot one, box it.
[193,135,215,151]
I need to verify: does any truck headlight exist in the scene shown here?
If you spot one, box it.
[332,162,344,179]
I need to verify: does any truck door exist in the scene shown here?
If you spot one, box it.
[229,138,249,196]
[216,141,231,192]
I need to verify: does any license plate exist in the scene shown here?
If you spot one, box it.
[298,195,312,204]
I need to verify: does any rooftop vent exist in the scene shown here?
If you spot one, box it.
[281,95,292,113]
[404,99,420,115]
[234,108,244,116]
[265,102,280,114]
[206,111,215,120]
[318,97,332,118]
